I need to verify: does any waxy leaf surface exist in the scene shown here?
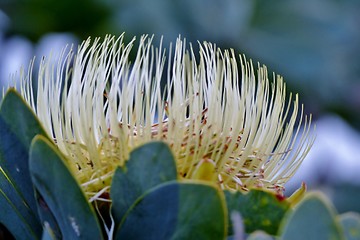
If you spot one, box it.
[111,142,177,224]
[116,181,227,240]
[29,136,104,240]
[0,90,46,239]
[280,193,343,240]
[225,189,289,235]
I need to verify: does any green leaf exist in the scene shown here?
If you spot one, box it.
[35,189,62,239]
[338,212,360,240]
[116,181,227,240]
[41,222,56,240]
[279,192,344,240]
[225,190,289,235]
[0,115,35,205]
[0,170,41,239]
[0,89,48,149]
[111,141,177,224]
[247,230,274,240]
[0,89,48,211]
[29,135,104,240]
[0,89,48,239]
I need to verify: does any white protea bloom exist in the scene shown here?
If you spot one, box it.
[16,34,314,201]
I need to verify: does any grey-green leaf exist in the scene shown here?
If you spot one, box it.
[279,192,344,240]
[0,90,48,208]
[41,222,56,240]
[338,212,360,240]
[247,230,274,240]
[0,89,48,239]
[29,135,104,240]
[0,170,41,239]
[35,189,62,239]
[111,141,177,224]
[225,190,289,235]
[116,181,227,240]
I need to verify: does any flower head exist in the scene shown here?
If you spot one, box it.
[16,34,314,201]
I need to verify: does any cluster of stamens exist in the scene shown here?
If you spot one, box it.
[17,34,314,202]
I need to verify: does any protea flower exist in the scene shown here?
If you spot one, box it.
[16,34,314,202]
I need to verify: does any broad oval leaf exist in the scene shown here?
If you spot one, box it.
[225,189,289,235]
[111,141,177,224]
[29,135,104,240]
[116,181,227,240]
[279,192,343,240]
[246,230,274,240]
[0,171,41,239]
[338,212,360,240]
[0,89,48,239]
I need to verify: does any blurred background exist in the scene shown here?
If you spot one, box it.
[0,0,360,213]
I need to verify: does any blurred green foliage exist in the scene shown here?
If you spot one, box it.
[0,0,111,41]
[1,0,359,128]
